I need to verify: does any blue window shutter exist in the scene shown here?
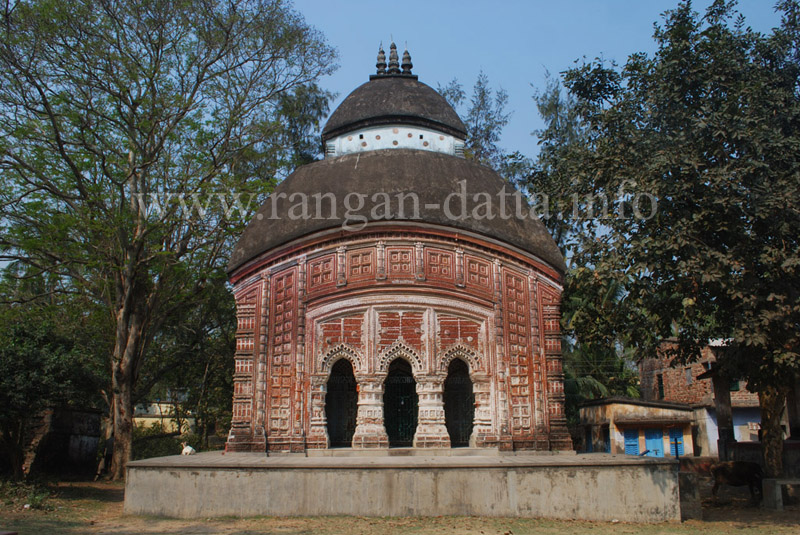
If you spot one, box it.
[644,428,663,457]
[624,429,639,455]
[669,428,684,456]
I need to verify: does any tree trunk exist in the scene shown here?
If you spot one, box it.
[759,385,787,478]
[110,363,134,480]
[1,421,25,481]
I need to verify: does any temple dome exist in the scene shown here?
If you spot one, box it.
[228,149,565,275]
[322,76,467,142]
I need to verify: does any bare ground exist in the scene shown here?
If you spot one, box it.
[0,478,798,535]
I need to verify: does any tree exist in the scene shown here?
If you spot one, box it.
[526,74,590,256]
[0,0,335,479]
[135,267,236,448]
[560,266,641,425]
[561,0,800,476]
[438,72,512,170]
[0,274,104,480]
[277,83,335,170]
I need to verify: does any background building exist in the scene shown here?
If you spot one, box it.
[639,343,762,456]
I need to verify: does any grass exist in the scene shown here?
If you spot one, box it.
[0,480,797,534]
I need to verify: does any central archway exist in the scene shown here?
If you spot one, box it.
[383,359,418,447]
[326,359,358,447]
[444,358,474,447]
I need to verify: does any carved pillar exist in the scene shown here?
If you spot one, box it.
[290,256,307,452]
[415,241,425,280]
[413,374,450,448]
[376,241,387,280]
[351,376,389,448]
[493,259,513,450]
[455,247,465,287]
[306,374,329,449]
[471,373,493,447]
[336,246,347,286]
[528,271,547,448]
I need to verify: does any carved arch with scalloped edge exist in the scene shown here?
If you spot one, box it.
[439,343,483,374]
[319,344,364,375]
[376,340,424,375]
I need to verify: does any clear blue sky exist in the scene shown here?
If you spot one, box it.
[295,0,783,157]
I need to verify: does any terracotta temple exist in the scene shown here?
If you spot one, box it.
[225,44,572,452]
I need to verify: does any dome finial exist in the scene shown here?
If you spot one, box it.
[388,42,400,74]
[376,43,386,75]
[401,47,413,75]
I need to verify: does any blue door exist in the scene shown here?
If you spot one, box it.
[644,428,663,457]
[624,429,639,455]
[669,428,684,456]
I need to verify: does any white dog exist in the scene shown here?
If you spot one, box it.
[181,442,196,455]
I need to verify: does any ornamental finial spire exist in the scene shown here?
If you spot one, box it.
[401,47,413,75]
[376,43,386,75]
[387,42,400,74]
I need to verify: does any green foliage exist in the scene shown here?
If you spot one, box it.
[526,73,591,256]
[438,73,512,171]
[0,0,336,477]
[277,83,336,170]
[131,423,200,460]
[136,268,235,446]
[0,312,93,416]
[554,0,800,474]
[0,479,54,510]
[0,289,105,479]
[561,269,641,425]
[561,0,800,381]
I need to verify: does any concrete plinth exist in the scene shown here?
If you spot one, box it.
[124,451,681,522]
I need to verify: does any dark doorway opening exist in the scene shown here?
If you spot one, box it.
[444,358,474,447]
[383,359,418,447]
[326,359,358,448]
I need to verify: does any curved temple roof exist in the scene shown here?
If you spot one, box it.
[322,77,466,142]
[228,149,565,275]
[229,46,564,278]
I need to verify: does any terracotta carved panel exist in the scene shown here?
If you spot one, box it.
[268,268,297,436]
[308,254,336,293]
[347,248,375,281]
[465,255,492,295]
[387,247,415,279]
[425,248,455,282]
[503,269,533,436]
[438,314,480,352]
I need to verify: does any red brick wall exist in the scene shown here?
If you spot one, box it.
[640,345,759,407]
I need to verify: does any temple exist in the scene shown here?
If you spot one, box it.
[225,44,572,453]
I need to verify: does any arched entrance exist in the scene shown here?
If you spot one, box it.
[444,358,474,447]
[383,359,418,447]
[326,359,358,447]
